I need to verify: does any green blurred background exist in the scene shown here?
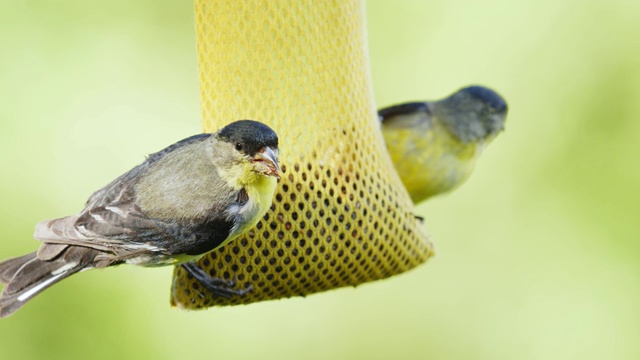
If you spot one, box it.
[1,0,638,359]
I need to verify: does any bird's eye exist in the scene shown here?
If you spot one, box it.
[235,142,243,151]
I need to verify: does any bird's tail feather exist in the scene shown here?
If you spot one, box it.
[0,246,106,318]
[0,253,36,285]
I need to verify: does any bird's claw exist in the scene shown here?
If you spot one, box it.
[181,262,251,298]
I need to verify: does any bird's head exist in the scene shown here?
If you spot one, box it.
[216,120,281,180]
[434,85,508,143]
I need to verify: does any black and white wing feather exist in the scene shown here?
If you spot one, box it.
[33,134,216,260]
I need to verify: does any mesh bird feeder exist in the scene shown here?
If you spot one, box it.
[170,0,434,309]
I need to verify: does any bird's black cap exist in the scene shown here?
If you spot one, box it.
[435,85,508,143]
[217,120,279,156]
[460,86,508,115]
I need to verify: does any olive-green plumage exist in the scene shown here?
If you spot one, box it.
[0,120,280,318]
[380,86,507,203]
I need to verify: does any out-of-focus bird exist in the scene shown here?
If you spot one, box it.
[0,120,281,318]
[379,85,507,203]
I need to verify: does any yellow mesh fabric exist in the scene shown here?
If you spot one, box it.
[170,0,434,309]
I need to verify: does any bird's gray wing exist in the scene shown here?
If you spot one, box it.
[378,102,434,131]
[34,167,171,255]
[34,134,215,255]
[378,102,429,122]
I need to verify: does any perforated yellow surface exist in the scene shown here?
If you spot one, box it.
[170,0,434,309]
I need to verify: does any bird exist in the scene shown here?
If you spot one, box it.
[0,119,281,318]
[379,85,507,203]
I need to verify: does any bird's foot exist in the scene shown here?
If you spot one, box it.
[181,262,252,298]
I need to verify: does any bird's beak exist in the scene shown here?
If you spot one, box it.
[252,146,281,180]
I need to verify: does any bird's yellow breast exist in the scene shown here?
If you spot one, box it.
[383,123,480,202]
[215,160,278,242]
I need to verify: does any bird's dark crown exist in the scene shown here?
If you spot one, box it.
[217,120,279,156]
[435,85,508,143]
[458,86,508,114]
